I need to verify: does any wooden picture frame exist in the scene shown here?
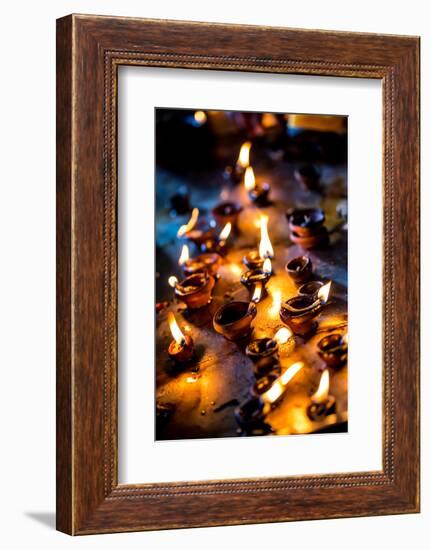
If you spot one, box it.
[56,14,420,535]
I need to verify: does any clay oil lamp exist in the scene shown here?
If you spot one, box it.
[200,222,232,255]
[211,201,243,230]
[213,300,257,341]
[178,244,221,277]
[167,311,194,364]
[285,255,312,284]
[246,327,295,378]
[251,372,279,398]
[244,166,270,206]
[243,249,264,270]
[286,208,328,249]
[280,281,332,336]
[241,258,272,300]
[307,369,336,421]
[298,280,324,298]
[317,333,348,369]
[294,164,322,193]
[234,396,268,435]
[169,272,215,309]
[260,361,304,412]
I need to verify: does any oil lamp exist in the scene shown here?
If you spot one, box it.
[234,396,270,435]
[246,327,295,377]
[169,272,215,309]
[286,208,328,249]
[241,258,272,298]
[211,201,243,229]
[285,256,312,283]
[167,312,194,363]
[200,222,232,254]
[251,372,279,397]
[298,280,324,298]
[260,361,304,411]
[307,369,336,421]
[243,249,264,270]
[178,244,221,277]
[279,281,332,335]
[244,166,270,205]
[213,300,257,341]
[317,333,348,368]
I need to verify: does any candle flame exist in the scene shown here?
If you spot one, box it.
[311,369,330,404]
[263,361,304,404]
[178,244,190,266]
[251,282,263,303]
[168,311,186,346]
[194,110,207,125]
[177,208,199,237]
[237,141,251,168]
[168,275,178,288]
[274,327,292,345]
[318,281,332,304]
[218,222,232,241]
[263,258,272,275]
[259,214,274,259]
[244,166,256,191]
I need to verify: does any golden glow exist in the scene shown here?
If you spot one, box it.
[244,166,256,191]
[263,258,272,275]
[228,263,243,277]
[311,369,330,404]
[274,327,293,345]
[237,141,252,168]
[194,110,207,125]
[259,214,274,259]
[261,112,278,128]
[343,333,349,344]
[178,244,190,266]
[251,282,263,303]
[168,276,178,288]
[218,221,232,241]
[318,281,332,304]
[262,362,304,404]
[186,375,198,383]
[268,288,282,318]
[168,311,186,346]
[177,208,199,237]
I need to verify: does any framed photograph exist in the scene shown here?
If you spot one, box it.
[56,14,420,534]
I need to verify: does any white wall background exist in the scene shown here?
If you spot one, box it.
[0,1,427,548]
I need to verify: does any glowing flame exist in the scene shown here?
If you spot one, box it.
[186,375,198,383]
[274,327,292,345]
[244,166,256,191]
[194,110,207,125]
[178,244,190,266]
[263,361,304,404]
[218,222,232,241]
[259,214,274,259]
[177,208,199,237]
[168,276,178,288]
[263,258,272,275]
[237,141,251,168]
[251,282,263,303]
[268,289,282,318]
[318,281,332,304]
[168,312,186,346]
[262,112,278,128]
[311,369,330,404]
[343,333,348,345]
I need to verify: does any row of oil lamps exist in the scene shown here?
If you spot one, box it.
[163,141,347,434]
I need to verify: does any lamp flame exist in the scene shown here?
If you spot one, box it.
[259,214,274,259]
[177,208,199,237]
[343,333,349,345]
[168,312,186,346]
[218,222,232,241]
[263,361,304,404]
[168,276,179,288]
[237,141,251,168]
[178,244,190,266]
[311,369,330,404]
[194,110,207,125]
[244,166,256,191]
[251,282,263,303]
[274,327,292,345]
[318,281,332,304]
[263,258,272,275]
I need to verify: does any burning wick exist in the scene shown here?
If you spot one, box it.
[169,272,215,309]
[177,208,199,237]
[317,332,348,368]
[178,244,189,266]
[241,258,272,300]
[251,282,263,304]
[317,281,331,305]
[218,221,232,243]
[307,369,336,421]
[167,312,194,363]
[261,361,304,407]
[259,214,274,259]
[178,244,221,277]
[244,166,270,205]
[168,275,179,289]
[246,327,295,378]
